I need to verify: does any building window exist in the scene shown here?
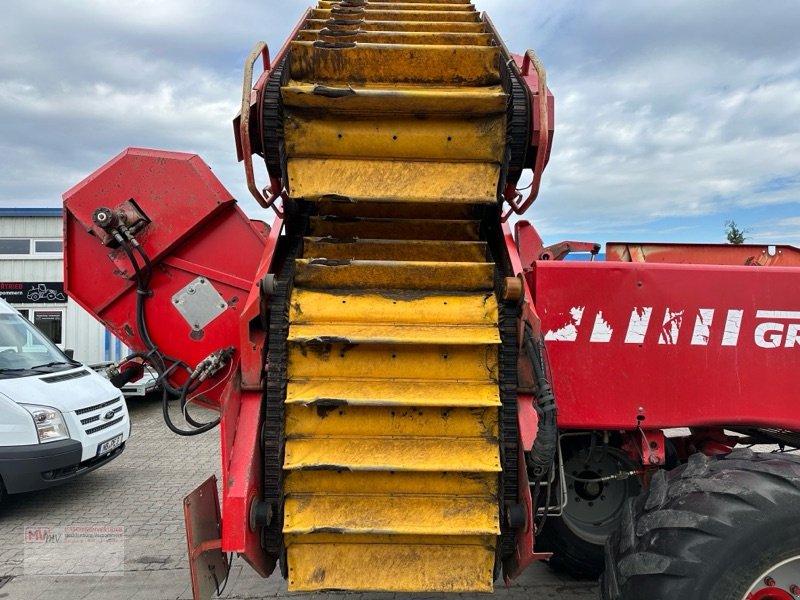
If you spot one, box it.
[33,310,63,345]
[0,238,63,257]
[34,240,63,253]
[0,239,31,254]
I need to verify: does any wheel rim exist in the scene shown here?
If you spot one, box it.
[743,555,800,600]
[561,446,641,546]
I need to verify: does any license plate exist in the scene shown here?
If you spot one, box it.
[97,434,123,456]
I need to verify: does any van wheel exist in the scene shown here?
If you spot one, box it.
[0,477,6,506]
[602,449,800,600]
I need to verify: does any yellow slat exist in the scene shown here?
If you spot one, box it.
[308,9,482,23]
[303,18,486,33]
[307,216,480,240]
[290,42,499,85]
[287,538,495,592]
[286,378,500,407]
[285,405,498,438]
[289,289,497,327]
[318,2,477,12]
[311,200,477,220]
[296,30,493,46]
[287,158,500,203]
[284,494,499,535]
[285,115,505,162]
[284,436,501,471]
[359,0,475,3]
[288,343,497,380]
[284,468,497,496]
[293,259,495,290]
[282,82,506,115]
[303,238,488,262]
[288,323,499,344]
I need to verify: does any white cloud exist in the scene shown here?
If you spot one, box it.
[1,0,798,247]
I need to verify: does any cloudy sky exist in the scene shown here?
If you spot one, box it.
[2,0,799,247]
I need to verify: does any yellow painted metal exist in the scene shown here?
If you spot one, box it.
[303,238,488,262]
[363,0,475,3]
[284,494,498,535]
[312,200,476,219]
[287,342,497,380]
[281,82,506,115]
[303,18,485,32]
[284,115,505,162]
[297,30,493,46]
[288,158,499,203]
[286,378,500,407]
[289,288,497,326]
[288,323,499,344]
[308,9,481,23]
[284,436,500,472]
[318,1,477,12]
[290,42,499,86]
[285,532,494,546]
[286,536,496,592]
[293,259,495,290]
[307,216,480,240]
[275,0,513,590]
[284,405,498,439]
[284,470,496,497]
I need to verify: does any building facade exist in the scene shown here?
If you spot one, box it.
[0,207,126,364]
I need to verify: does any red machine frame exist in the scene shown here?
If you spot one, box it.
[61,19,800,598]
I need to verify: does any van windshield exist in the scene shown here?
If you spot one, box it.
[0,312,78,377]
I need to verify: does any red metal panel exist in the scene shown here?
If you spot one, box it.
[63,148,267,404]
[533,261,800,430]
[607,242,800,266]
[219,382,274,577]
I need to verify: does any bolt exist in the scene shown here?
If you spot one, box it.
[765,576,776,587]
[649,455,661,465]
[789,584,800,595]
[187,287,196,295]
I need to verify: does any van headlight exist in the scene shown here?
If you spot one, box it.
[21,405,70,443]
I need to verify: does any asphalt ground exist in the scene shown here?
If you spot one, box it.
[0,396,598,600]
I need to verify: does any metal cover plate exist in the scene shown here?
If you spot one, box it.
[172,277,227,331]
[184,475,228,600]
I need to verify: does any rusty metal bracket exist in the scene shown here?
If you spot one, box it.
[239,41,286,217]
[502,49,550,222]
[635,429,666,466]
[184,476,229,600]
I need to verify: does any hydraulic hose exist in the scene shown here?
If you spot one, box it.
[523,324,558,481]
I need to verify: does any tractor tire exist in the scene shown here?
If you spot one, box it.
[602,448,800,600]
[539,444,642,579]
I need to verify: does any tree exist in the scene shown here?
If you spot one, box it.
[725,220,747,244]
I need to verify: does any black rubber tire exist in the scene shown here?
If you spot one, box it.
[601,448,800,600]
[539,444,642,579]
[541,517,605,579]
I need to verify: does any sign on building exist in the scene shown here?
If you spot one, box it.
[0,282,67,304]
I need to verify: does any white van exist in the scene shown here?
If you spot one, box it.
[0,298,130,503]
